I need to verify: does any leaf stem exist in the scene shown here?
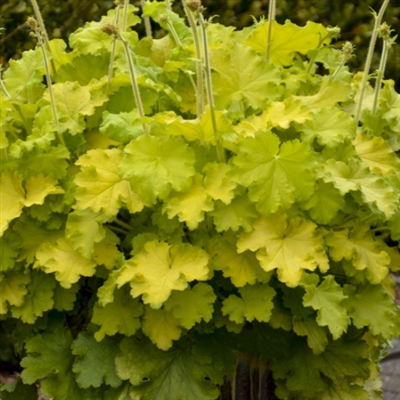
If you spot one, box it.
[182,0,204,117]
[106,3,122,95]
[354,0,390,123]
[0,74,11,98]
[199,14,225,163]
[29,0,56,76]
[265,0,276,61]
[140,0,152,37]
[122,0,129,32]
[114,218,133,231]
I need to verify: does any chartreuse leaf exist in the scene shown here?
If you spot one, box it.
[72,330,122,388]
[299,106,357,148]
[0,230,20,272]
[47,81,107,134]
[237,213,329,287]
[300,181,346,225]
[325,226,390,284]
[163,174,213,230]
[320,158,398,219]
[244,97,312,130]
[302,275,350,340]
[203,162,237,205]
[211,42,280,110]
[115,335,221,400]
[0,171,64,236]
[119,136,196,203]
[273,337,370,399]
[53,282,79,311]
[10,272,56,324]
[117,240,209,308]
[34,237,97,288]
[21,329,97,400]
[92,230,121,269]
[66,209,108,259]
[222,284,276,324]
[245,20,328,66]
[353,131,400,175]
[213,233,271,287]
[233,132,316,215]
[0,171,25,236]
[211,193,258,233]
[344,284,400,339]
[100,110,144,144]
[0,271,30,314]
[142,306,182,350]
[75,148,145,218]
[2,48,44,98]
[91,287,143,341]
[164,283,216,330]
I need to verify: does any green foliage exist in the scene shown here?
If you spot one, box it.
[0,1,399,399]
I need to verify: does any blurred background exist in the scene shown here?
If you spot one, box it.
[1,0,399,85]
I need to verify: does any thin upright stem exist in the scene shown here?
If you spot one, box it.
[265,0,276,60]
[0,78,11,98]
[182,1,204,117]
[107,4,122,94]
[140,0,152,37]
[199,14,225,163]
[118,32,149,136]
[354,0,390,123]
[30,0,56,75]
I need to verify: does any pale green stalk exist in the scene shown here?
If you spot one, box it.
[372,24,396,114]
[266,0,276,60]
[140,0,152,37]
[354,0,390,123]
[29,0,56,76]
[199,14,225,163]
[0,78,10,98]
[118,31,149,136]
[182,0,204,117]
[106,3,122,94]
[122,0,129,31]
[330,41,354,81]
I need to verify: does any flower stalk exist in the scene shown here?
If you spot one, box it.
[330,41,354,81]
[199,13,225,163]
[102,24,149,136]
[140,0,152,37]
[265,0,276,60]
[27,17,65,147]
[29,0,56,76]
[372,22,396,115]
[354,0,391,123]
[182,0,204,117]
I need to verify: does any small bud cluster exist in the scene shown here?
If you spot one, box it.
[101,24,119,37]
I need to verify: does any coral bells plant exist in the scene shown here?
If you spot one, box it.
[1,0,400,399]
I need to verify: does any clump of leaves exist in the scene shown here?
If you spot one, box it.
[1,1,399,399]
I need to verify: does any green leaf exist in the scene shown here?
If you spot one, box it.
[299,106,357,148]
[66,209,108,259]
[163,174,213,230]
[320,158,398,219]
[237,213,329,287]
[10,272,56,324]
[222,284,276,324]
[119,135,196,203]
[34,237,97,288]
[72,330,122,388]
[203,162,237,205]
[115,336,220,400]
[164,283,216,329]
[213,234,271,287]
[142,306,182,350]
[117,240,210,308]
[0,271,30,314]
[0,230,20,272]
[75,148,146,218]
[343,283,400,339]
[92,287,143,341]
[21,329,97,400]
[292,317,329,355]
[211,42,280,110]
[245,20,328,66]
[0,378,38,400]
[325,226,390,284]
[302,275,350,340]
[233,132,316,215]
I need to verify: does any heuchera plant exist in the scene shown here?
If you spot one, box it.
[1,0,399,399]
